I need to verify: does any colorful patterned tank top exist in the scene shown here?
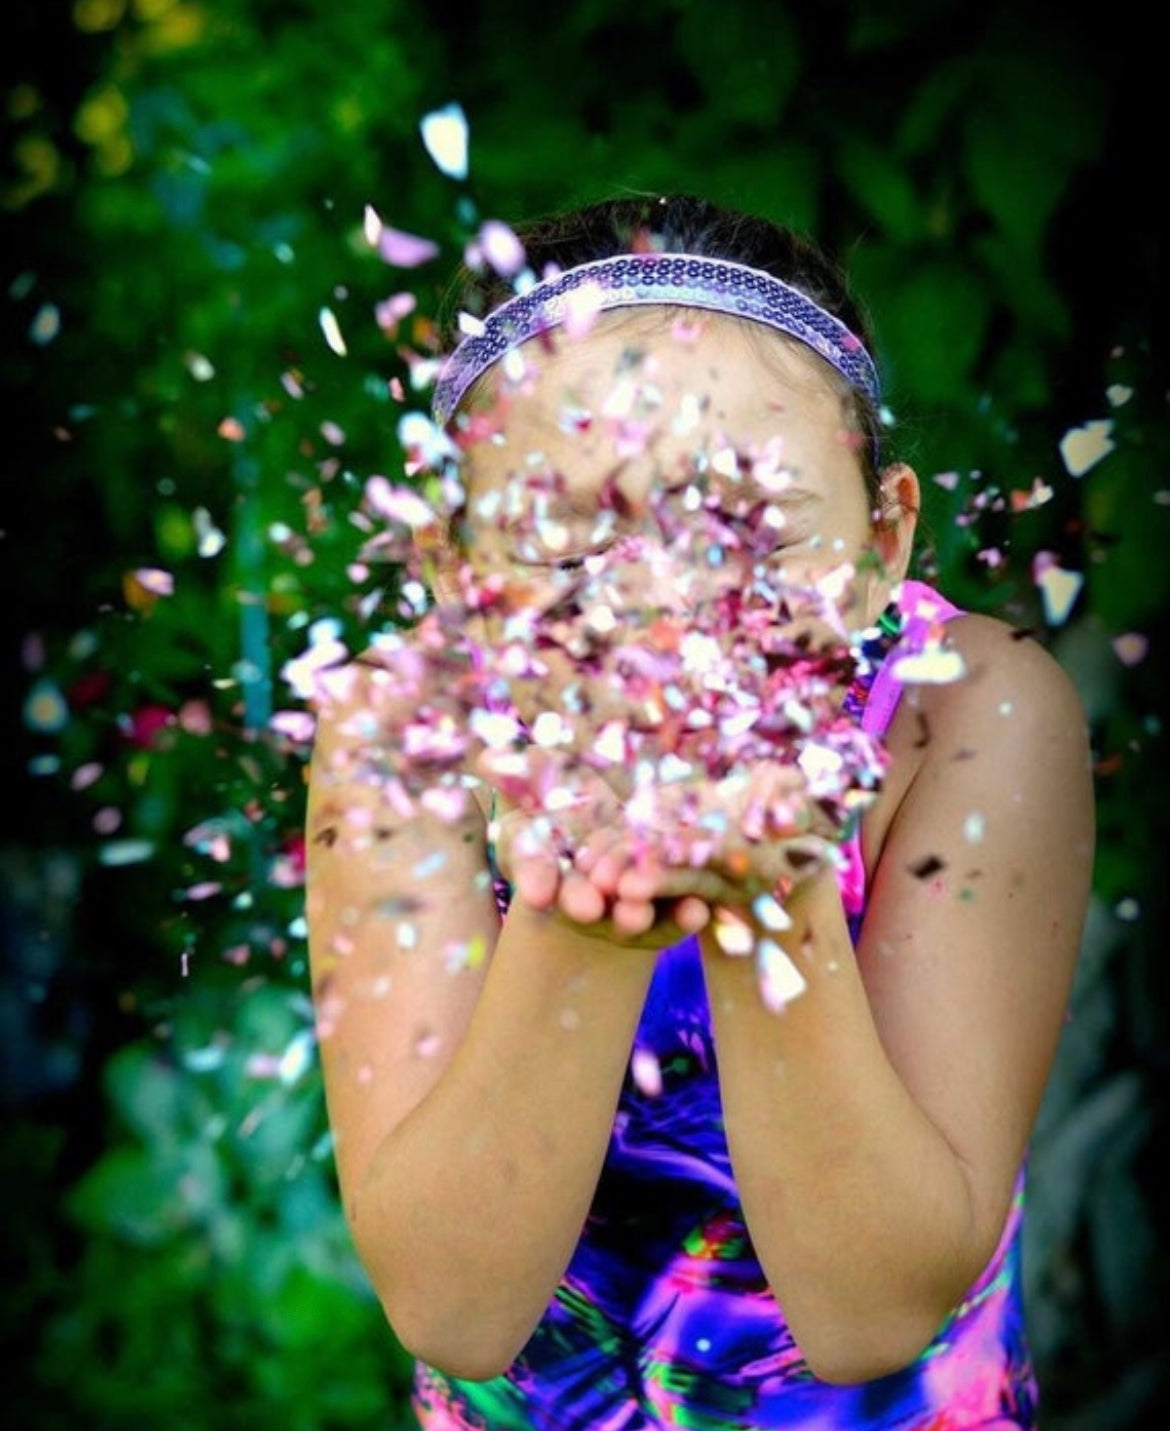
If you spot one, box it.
[413,580,1037,1430]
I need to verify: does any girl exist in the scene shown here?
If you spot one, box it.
[304,195,1095,1429]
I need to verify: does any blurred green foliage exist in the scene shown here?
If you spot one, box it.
[3,0,1166,1427]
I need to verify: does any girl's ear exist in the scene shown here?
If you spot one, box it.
[874,462,919,584]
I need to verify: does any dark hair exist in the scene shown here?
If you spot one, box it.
[439,194,886,498]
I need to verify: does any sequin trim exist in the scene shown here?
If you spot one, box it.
[432,253,882,424]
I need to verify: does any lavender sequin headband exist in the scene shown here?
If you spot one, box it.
[431,252,881,426]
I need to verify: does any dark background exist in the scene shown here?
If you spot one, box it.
[3,1,1167,1426]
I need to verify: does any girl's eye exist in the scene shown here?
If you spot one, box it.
[503,547,589,573]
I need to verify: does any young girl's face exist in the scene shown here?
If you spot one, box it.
[450,310,912,725]
[459,309,898,601]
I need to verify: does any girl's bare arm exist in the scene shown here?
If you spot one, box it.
[701,615,1094,1382]
[305,659,659,1378]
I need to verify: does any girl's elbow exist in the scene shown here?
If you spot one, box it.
[799,1308,947,1386]
[380,1294,527,1383]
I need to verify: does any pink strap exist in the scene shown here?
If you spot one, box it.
[838,580,965,925]
[861,579,965,740]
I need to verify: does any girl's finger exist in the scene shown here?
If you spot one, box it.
[671,895,712,933]
[582,843,638,897]
[610,897,658,937]
[557,871,608,925]
[512,848,563,911]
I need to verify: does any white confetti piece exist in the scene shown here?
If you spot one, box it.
[890,646,967,685]
[194,507,226,557]
[420,102,469,180]
[1034,561,1083,626]
[1059,419,1114,477]
[757,938,808,1010]
[97,839,156,866]
[751,892,792,933]
[30,303,60,345]
[319,306,347,356]
[712,908,754,956]
[631,1048,663,1097]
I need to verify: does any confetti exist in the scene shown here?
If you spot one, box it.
[29,303,60,345]
[1112,633,1148,667]
[1033,556,1083,626]
[1059,418,1115,477]
[97,839,155,866]
[468,219,527,278]
[194,507,226,556]
[23,677,68,733]
[631,1048,664,1097]
[375,291,418,335]
[756,938,807,1010]
[319,306,348,356]
[420,102,469,180]
[890,645,966,685]
[1009,478,1053,512]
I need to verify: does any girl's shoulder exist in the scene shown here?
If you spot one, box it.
[890,579,1086,729]
[864,603,1090,869]
[933,609,1087,728]
[888,605,1092,831]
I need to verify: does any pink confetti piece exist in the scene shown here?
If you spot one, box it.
[363,476,439,530]
[1112,632,1148,666]
[280,619,350,700]
[376,225,441,269]
[131,567,174,597]
[270,710,316,744]
[178,698,213,735]
[182,882,223,901]
[631,1048,664,1097]
[468,219,527,278]
[375,291,418,335]
[70,762,103,791]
